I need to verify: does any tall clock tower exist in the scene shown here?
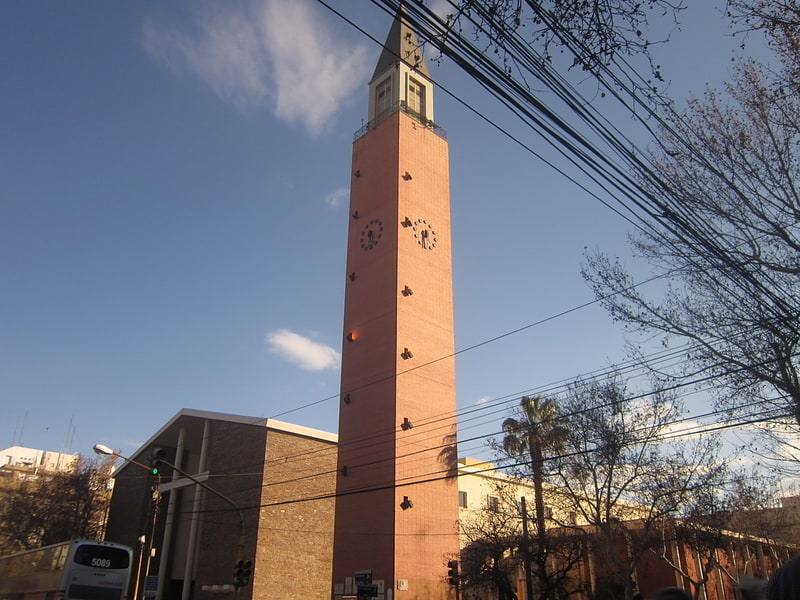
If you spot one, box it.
[331,7,460,600]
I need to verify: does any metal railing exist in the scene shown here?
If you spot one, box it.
[354,100,447,140]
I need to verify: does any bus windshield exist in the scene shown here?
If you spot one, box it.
[73,544,131,570]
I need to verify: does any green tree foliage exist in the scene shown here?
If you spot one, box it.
[0,455,114,555]
[499,396,570,600]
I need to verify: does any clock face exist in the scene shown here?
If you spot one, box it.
[412,219,437,250]
[360,218,384,250]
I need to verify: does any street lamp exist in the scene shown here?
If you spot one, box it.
[93,443,155,473]
[93,444,161,600]
[148,455,245,563]
[151,456,248,599]
[95,444,247,597]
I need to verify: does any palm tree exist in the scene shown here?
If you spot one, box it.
[502,395,568,600]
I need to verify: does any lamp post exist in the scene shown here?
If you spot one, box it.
[134,535,146,600]
[95,444,247,599]
[94,443,156,473]
[93,444,161,600]
[152,456,247,600]
[150,456,245,564]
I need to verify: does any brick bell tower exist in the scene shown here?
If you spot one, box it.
[331,7,460,600]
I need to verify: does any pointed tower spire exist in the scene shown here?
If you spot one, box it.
[371,5,431,81]
[367,5,435,125]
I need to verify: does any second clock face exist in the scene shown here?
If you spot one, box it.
[360,219,384,250]
[412,219,437,250]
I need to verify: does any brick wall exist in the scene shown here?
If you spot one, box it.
[254,428,337,599]
[193,419,268,599]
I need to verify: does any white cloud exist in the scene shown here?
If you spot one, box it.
[429,0,455,19]
[142,0,371,136]
[261,1,370,135]
[476,396,492,405]
[324,187,349,209]
[661,416,706,440]
[142,8,269,110]
[266,329,340,371]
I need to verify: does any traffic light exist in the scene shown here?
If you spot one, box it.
[149,447,166,475]
[447,559,459,586]
[234,559,252,587]
[242,560,252,586]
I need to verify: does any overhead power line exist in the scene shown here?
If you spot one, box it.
[141,1,800,510]
[171,398,793,526]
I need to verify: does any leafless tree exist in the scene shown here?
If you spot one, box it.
[655,470,779,600]
[459,481,525,600]
[459,479,585,600]
[582,5,800,472]
[0,455,114,555]
[442,0,683,81]
[550,375,728,600]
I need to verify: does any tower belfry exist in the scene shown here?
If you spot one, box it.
[332,7,460,600]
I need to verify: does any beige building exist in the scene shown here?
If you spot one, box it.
[457,457,584,530]
[0,445,78,479]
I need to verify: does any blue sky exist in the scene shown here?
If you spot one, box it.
[1,1,764,458]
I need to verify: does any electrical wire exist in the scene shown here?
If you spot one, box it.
[123,1,800,527]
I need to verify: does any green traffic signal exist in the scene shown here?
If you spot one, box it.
[234,559,253,587]
[150,447,165,476]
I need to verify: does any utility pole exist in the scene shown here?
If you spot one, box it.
[152,457,246,600]
[520,496,535,600]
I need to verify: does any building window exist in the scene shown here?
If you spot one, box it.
[486,495,499,512]
[375,77,392,117]
[458,490,468,509]
[407,78,425,117]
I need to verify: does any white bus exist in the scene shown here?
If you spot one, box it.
[0,540,132,600]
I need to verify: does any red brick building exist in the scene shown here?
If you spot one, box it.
[588,525,794,600]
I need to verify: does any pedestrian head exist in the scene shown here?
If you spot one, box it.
[649,587,691,600]
[767,555,800,600]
